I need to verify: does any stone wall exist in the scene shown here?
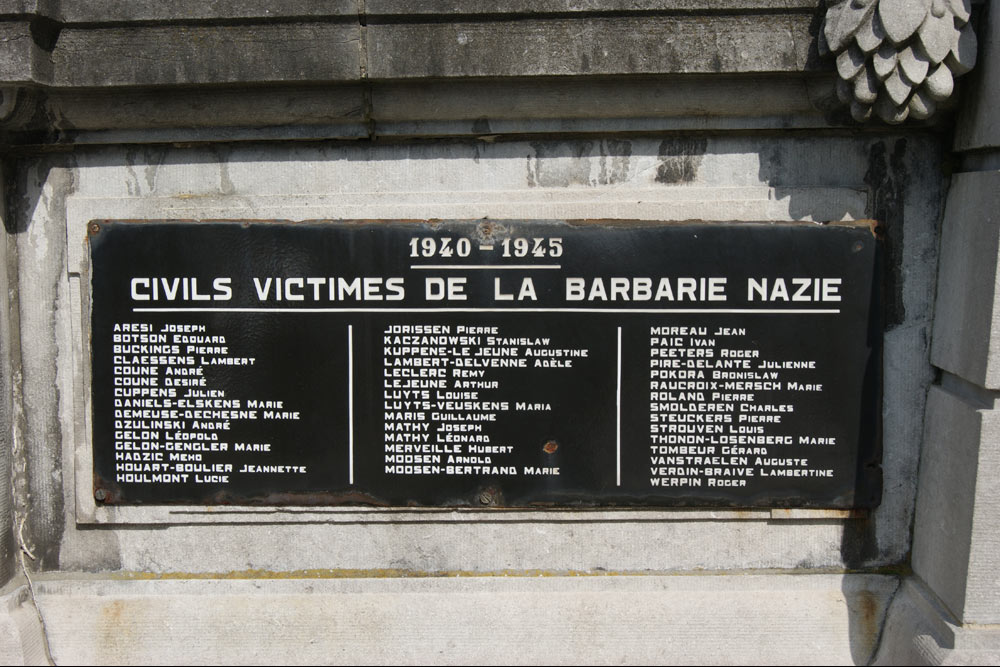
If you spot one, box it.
[0,1,995,663]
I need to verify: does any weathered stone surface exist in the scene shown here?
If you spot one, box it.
[0,0,825,20]
[0,21,44,85]
[0,166,16,588]
[873,42,898,79]
[946,21,978,75]
[912,384,1000,623]
[883,69,913,106]
[12,161,74,573]
[27,76,839,143]
[43,86,367,133]
[0,1,862,139]
[930,171,1000,388]
[365,0,823,15]
[49,24,361,87]
[0,4,978,663]
[836,76,854,104]
[855,10,886,53]
[854,65,880,103]
[837,44,868,80]
[367,15,815,79]
[34,575,897,665]
[0,2,828,91]
[826,0,877,52]
[0,0,357,20]
[954,0,999,150]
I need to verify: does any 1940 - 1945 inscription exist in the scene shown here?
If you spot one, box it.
[89,220,882,508]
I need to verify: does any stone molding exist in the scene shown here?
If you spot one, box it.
[0,1,985,140]
[0,1,840,142]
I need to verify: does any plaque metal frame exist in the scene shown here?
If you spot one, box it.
[85,219,882,514]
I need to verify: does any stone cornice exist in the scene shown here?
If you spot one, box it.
[0,1,981,143]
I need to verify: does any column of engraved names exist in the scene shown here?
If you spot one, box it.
[382,324,588,479]
[647,324,836,491]
[109,321,305,490]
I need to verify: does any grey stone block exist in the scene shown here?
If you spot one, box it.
[912,384,1000,624]
[930,170,1000,388]
[955,0,1000,151]
[0,2,840,94]
[367,14,817,79]
[875,577,1000,665]
[49,23,361,87]
[57,1,358,22]
[0,1,358,22]
[365,0,822,16]
[13,74,842,142]
[0,21,42,85]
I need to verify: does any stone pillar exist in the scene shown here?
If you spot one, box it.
[877,1,1000,662]
[0,155,49,664]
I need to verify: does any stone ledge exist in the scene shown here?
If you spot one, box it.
[27,74,838,146]
[364,0,823,17]
[0,1,821,23]
[0,3,829,86]
[32,573,895,665]
[0,1,358,22]
[365,13,819,79]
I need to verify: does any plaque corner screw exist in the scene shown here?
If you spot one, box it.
[88,222,101,235]
[94,488,107,502]
[478,490,494,506]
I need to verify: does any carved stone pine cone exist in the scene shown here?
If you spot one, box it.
[820,0,977,123]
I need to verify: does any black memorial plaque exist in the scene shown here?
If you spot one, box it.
[89,220,881,508]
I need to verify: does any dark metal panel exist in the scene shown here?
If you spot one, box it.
[89,220,881,509]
